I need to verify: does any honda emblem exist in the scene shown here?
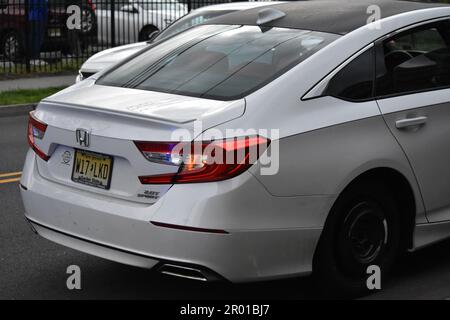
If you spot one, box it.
[76,129,90,147]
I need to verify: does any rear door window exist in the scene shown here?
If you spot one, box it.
[375,21,450,97]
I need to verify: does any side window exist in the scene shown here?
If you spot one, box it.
[325,47,374,101]
[376,21,450,97]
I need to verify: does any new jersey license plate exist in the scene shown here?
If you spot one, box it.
[71,150,113,190]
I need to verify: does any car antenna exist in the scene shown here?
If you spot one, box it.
[256,8,286,27]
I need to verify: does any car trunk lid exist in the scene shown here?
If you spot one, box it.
[32,84,245,204]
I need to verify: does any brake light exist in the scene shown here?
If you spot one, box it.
[27,111,49,161]
[135,136,270,184]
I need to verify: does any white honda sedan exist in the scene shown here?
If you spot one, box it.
[21,0,450,297]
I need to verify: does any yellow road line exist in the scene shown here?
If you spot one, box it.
[0,177,21,184]
[0,171,22,178]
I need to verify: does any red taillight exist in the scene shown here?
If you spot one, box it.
[28,111,49,161]
[135,136,270,184]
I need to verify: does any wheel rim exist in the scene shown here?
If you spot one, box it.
[5,35,19,60]
[336,201,388,277]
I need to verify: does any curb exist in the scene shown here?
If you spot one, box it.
[0,103,36,118]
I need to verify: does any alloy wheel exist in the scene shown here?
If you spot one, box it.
[336,201,388,278]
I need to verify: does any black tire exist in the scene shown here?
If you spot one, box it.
[1,30,24,62]
[313,180,401,298]
[139,25,159,42]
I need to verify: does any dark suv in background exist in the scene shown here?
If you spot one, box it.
[0,0,96,61]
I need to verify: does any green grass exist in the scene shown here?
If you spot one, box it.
[0,87,66,105]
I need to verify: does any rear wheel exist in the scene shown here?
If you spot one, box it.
[313,180,401,297]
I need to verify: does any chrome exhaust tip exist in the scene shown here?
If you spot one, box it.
[158,264,208,282]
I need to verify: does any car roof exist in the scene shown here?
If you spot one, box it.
[205,0,450,35]
[194,1,286,12]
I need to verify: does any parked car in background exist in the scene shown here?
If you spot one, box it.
[77,1,280,81]
[156,1,279,40]
[178,0,231,10]
[0,0,97,61]
[94,0,187,46]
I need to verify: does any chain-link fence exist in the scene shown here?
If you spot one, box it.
[0,0,267,75]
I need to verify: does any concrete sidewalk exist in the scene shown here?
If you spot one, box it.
[0,74,76,92]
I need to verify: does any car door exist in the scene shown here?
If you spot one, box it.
[375,19,450,222]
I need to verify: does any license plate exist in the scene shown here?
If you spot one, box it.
[71,150,113,190]
[48,28,61,37]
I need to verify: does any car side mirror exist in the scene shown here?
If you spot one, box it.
[120,5,139,14]
[392,53,439,92]
[147,31,160,42]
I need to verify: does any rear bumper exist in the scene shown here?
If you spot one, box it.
[26,216,159,269]
[25,217,225,281]
[21,150,329,282]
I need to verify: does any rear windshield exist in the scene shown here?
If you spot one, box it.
[97,25,339,100]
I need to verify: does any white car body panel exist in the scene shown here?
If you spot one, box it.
[43,83,245,125]
[378,87,450,224]
[22,150,321,281]
[32,82,245,205]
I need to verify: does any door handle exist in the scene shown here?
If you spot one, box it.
[395,116,428,129]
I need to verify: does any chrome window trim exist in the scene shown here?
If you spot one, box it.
[378,15,450,43]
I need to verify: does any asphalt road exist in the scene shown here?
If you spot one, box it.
[2,113,450,300]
